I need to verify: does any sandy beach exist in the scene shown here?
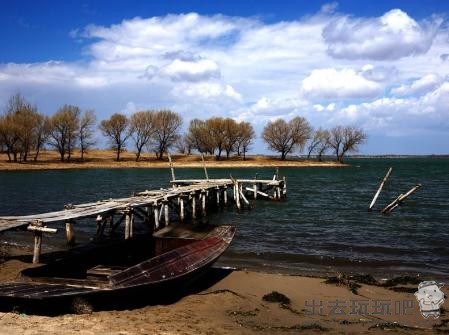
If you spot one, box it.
[0,245,447,335]
[0,150,344,171]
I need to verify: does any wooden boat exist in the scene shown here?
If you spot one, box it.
[0,224,235,303]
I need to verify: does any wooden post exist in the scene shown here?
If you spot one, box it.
[164,199,169,226]
[216,187,220,206]
[168,152,176,182]
[124,209,132,240]
[95,215,103,236]
[27,220,57,264]
[224,186,228,205]
[369,167,393,211]
[179,196,185,221]
[201,190,207,216]
[153,203,160,229]
[65,220,76,246]
[282,176,287,198]
[235,182,241,209]
[201,154,209,180]
[253,183,257,200]
[191,193,196,219]
[239,185,250,207]
[382,184,422,214]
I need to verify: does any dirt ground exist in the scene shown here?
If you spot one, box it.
[0,150,344,171]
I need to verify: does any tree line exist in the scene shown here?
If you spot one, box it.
[0,93,366,163]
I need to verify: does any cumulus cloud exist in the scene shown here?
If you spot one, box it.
[1,8,449,153]
[300,67,382,99]
[391,74,442,96]
[323,9,440,60]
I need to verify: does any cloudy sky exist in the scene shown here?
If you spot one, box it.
[1,0,449,154]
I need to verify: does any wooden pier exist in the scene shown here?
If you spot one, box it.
[0,163,286,263]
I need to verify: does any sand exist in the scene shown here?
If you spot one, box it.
[0,253,446,335]
[0,150,345,171]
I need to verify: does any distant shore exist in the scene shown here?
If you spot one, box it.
[0,150,345,171]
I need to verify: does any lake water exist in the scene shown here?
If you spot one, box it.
[1,158,448,280]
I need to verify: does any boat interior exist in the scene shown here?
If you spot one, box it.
[21,224,225,286]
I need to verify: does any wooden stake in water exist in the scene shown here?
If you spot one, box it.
[382,184,422,214]
[369,167,393,211]
[201,154,209,180]
[168,152,176,183]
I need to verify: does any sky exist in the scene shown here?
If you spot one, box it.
[1,0,449,155]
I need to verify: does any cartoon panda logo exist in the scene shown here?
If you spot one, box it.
[414,281,445,319]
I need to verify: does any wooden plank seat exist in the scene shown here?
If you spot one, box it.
[86,265,127,280]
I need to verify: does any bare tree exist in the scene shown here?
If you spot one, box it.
[33,115,51,162]
[223,118,240,159]
[206,117,226,160]
[151,110,182,160]
[315,129,331,162]
[174,134,191,154]
[130,111,155,161]
[48,105,80,162]
[100,113,130,161]
[262,117,312,160]
[186,119,215,154]
[0,93,48,162]
[237,122,255,160]
[307,128,329,159]
[79,110,97,161]
[328,126,367,163]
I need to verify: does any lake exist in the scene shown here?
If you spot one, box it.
[1,158,448,280]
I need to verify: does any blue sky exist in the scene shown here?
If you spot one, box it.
[1,1,449,154]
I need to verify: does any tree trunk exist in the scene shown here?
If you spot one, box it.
[6,149,11,162]
[243,149,246,161]
[281,151,286,160]
[116,147,121,161]
[34,147,41,162]
[80,146,85,161]
[226,150,230,159]
[135,148,142,162]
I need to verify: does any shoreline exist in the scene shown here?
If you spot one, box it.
[0,249,447,334]
[0,151,346,171]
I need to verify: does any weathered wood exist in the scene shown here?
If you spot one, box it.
[153,204,160,229]
[216,187,220,206]
[179,196,185,221]
[369,167,393,211]
[65,221,76,246]
[168,152,176,182]
[223,187,228,205]
[239,187,250,206]
[164,199,169,226]
[27,225,58,234]
[201,154,209,180]
[201,190,207,216]
[382,184,422,214]
[253,183,257,200]
[191,193,196,219]
[124,210,132,240]
[244,187,273,199]
[33,232,42,264]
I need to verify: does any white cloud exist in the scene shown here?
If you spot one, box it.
[391,74,442,96]
[323,9,440,60]
[301,67,382,99]
[1,9,449,153]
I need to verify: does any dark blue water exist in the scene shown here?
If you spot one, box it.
[1,158,448,279]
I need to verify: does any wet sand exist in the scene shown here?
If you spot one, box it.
[0,246,446,335]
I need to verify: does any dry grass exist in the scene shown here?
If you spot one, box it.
[0,150,345,171]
